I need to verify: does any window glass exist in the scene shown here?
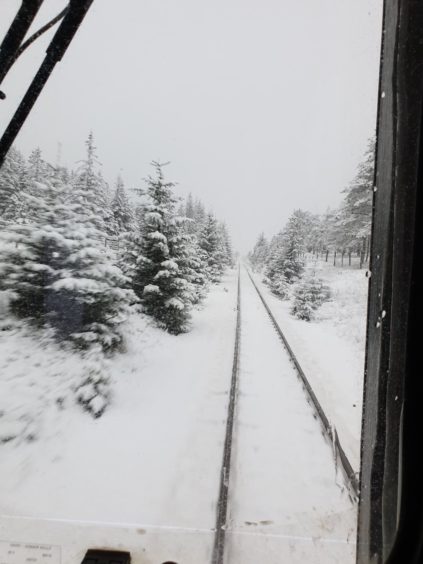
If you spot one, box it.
[0,2,383,562]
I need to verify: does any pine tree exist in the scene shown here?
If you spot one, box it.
[28,147,46,182]
[281,209,307,282]
[173,219,207,305]
[263,234,291,299]
[291,271,331,321]
[193,198,206,231]
[98,170,116,237]
[52,139,137,350]
[0,147,136,352]
[132,161,195,334]
[263,210,306,297]
[341,137,374,244]
[183,193,197,234]
[336,137,375,264]
[250,233,269,271]
[199,213,226,282]
[185,193,195,219]
[219,222,234,267]
[111,175,135,235]
[73,133,109,237]
[26,148,57,223]
[0,173,62,321]
[0,147,28,226]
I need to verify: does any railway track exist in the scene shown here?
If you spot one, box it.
[212,264,358,564]
[212,265,241,564]
[245,267,359,502]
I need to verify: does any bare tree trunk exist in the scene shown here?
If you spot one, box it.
[349,251,352,266]
[359,237,366,269]
[333,250,337,266]
[365,234,371,262]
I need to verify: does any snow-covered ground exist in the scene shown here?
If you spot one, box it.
[0,263,361,563]
[225,268,356,563]
[250,258,368,472]
[0,271,238,563]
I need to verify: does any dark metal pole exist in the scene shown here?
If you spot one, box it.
[0,0,94,167]
[0,0,44,86]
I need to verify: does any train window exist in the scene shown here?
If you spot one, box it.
[1,1,420,563]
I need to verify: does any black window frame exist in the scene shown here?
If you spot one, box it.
[357,1,423,562]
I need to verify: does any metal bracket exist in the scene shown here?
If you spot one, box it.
[80,549,131,564]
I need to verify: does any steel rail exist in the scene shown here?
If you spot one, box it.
[245,267,359,502]
[211,264,241,564]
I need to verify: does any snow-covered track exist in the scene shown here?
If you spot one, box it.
[245,267,359,503]
[212,265,241,564]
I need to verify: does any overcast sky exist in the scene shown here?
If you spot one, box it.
[0,0,383,252]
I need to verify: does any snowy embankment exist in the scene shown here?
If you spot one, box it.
[250,261,368,472]
[0,270,238,563]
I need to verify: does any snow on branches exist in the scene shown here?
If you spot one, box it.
[0,140,234,421]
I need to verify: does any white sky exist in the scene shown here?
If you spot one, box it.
[0,0,383,252]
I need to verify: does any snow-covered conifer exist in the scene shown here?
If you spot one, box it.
[51,164,137,351]
[72,133,110,237]
[198,213,228,282]
[0,157,136,351]
[264,210,306,295]
[185,193,195,219]
[250,233,269,271]
[132,161,195,334]
[219,222,234,267]
[194,198,206,230]
[199,214,218,280]
[111,175,135,235]
[291,272,331,321]
[0,147,28,225]
[280,210,307,281]
[0,172,61,321]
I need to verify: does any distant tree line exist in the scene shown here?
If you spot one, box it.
[248,137,375,320]
[250,137,374,274]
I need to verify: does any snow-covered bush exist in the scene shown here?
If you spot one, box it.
[74,347,111,418]
[268,274,290,299]
[291,274,331,321]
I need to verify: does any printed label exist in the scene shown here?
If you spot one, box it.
[0,541,60,564]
